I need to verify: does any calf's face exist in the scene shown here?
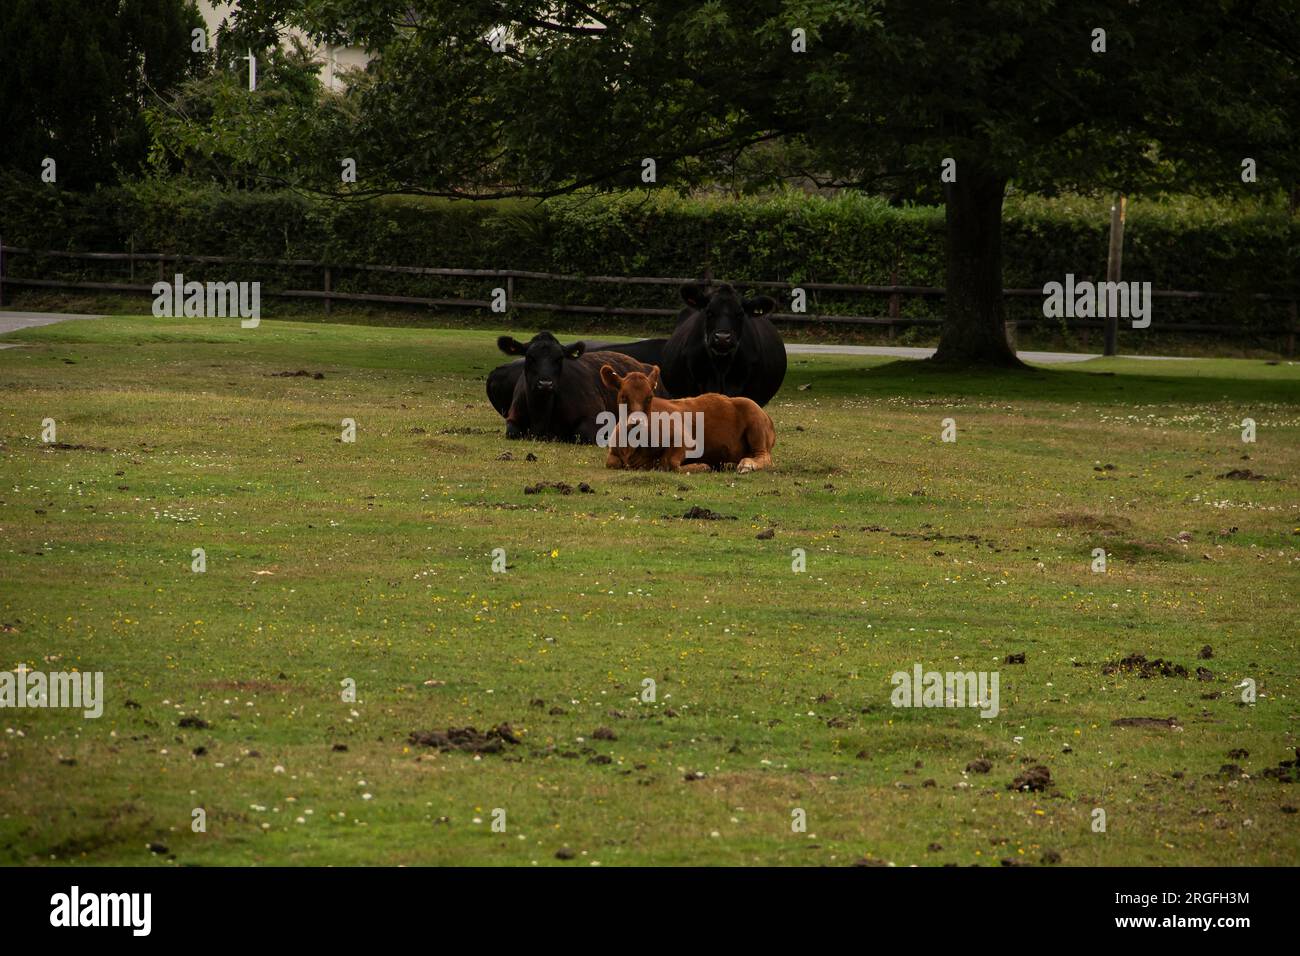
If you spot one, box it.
[681,284,776,358]
[600,365,659,416]
[499,332,585,398]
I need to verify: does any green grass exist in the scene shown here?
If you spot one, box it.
[1,315,1297,867]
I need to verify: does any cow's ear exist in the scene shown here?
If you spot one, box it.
[599,364,622,391]
[744,295,776,317]
[681,284,709,309]
[563,341,585,360]
[647,365,661,391]
[498,335,526,356]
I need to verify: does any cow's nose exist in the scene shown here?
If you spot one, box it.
[535,378,555,391]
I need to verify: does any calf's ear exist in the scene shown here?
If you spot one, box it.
[743,295,776,317]
[498,335,527,355]
[680,284,709,309]
[563,341,586,360]
[599,364,622,391]
[647,365,661,390]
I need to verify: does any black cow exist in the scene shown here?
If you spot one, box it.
[494,331,666,443]
[486,337,666,418]
[660,283,786,407]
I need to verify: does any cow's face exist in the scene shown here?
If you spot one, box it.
[601,365,659,417]
[499,332,585,398]
[681,284,776,358]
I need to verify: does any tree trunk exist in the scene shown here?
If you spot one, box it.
[931,168,1025,368]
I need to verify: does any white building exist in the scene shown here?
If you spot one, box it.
[196,1,369,91]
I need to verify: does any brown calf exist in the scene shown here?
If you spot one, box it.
[599,365,775,474]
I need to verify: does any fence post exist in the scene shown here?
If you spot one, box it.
[324,266,332,316]
[129,237,135,283]
[1289,300,1297,359]
[888,253,900,340]
[1104,194,1127,356]
[506,275,514,314]
[0,234,5,308]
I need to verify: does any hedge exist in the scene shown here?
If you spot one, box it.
[1,172,1295,333]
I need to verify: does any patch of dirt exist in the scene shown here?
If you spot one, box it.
[524,481,594,495]
[674,506,736,521]
[270,370,324,379]
[1258,749,1299,784]
[1102,654,1189,678]
[198,679,292,692]
[408,723,521,754]
[1038,512,1133,532]
[1005,653,1026,665]
[1104,540,1189,563]
[860,524,993,547]
[1216,468,1268,480]
[438,426,496,436]
[41,442,109,452]
[1008,766,1052,792]
[177,716,210,729]
[1111,716,1181,728]
[966,758,993,774]
[756,528,775,539]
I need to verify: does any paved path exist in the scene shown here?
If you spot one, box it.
[0,311,105,347]
[0,310,1189,362]
[786,343,1189,364]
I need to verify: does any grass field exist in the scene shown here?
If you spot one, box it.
[1,315,1297,866]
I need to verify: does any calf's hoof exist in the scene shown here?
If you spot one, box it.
[736,459,756,474]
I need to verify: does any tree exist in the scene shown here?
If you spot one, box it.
[144,38,350,188]
[0,0,205,188]
[204,1,1300,365]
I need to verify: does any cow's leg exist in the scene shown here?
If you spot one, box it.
[737,415,775,473]
[674,453,712,474]
[664,447,706,473]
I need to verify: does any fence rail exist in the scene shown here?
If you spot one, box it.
[1,243,1295,350]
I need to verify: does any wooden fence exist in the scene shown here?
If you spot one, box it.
[1,242,1295,352]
